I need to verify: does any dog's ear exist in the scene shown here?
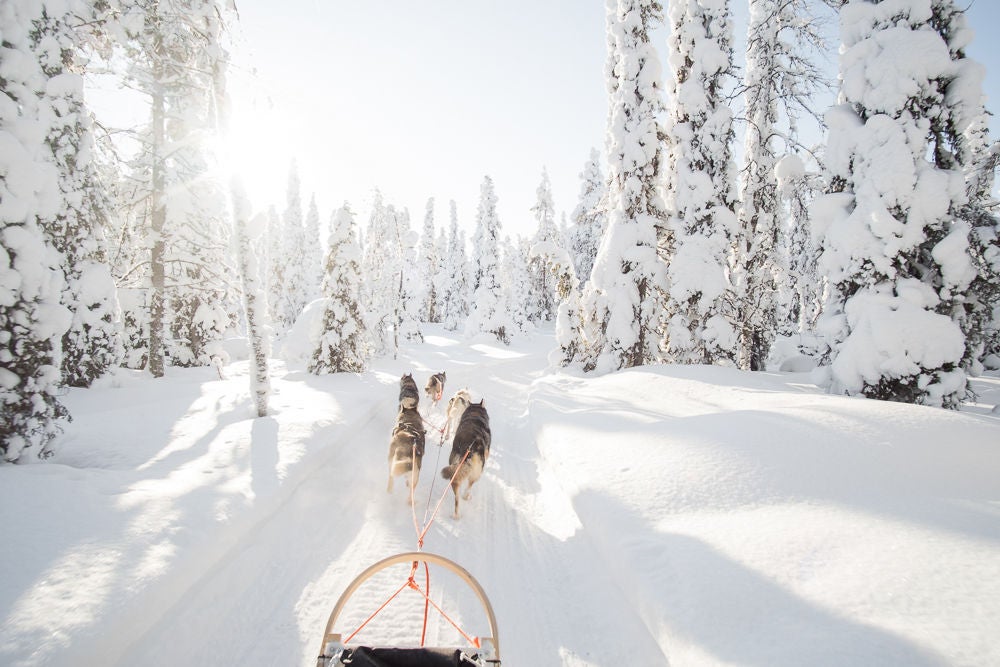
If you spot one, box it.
[441,372,446,379]
[479,399,486,407]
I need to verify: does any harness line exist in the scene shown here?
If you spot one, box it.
[345,409,480,650]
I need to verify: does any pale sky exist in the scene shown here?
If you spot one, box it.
[224,1,999,241]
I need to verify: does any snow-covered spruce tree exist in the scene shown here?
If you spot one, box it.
[394,206,423,344]
[812,0,982,407]
[361,195,419,356]
[302,194,323,304]
[569,148,608,286]
[580,0,667,373]
[230,178,270,416]
[733,0,829,370]
[466,176,510,344]
[265,204,284,325]
[937,5,1000,371]
[418,198,440,323]
[361,190,394,353]
[535,234,584,365]
[310,204,370,374]
[774,153,824,337]
[507,237,534,337]
[440,201,470,332]
[31,2,124,387]
[1,0,72,461]
[278,160,307,329]
[528,168,561,323]
[433,224,449,323]
[661,0,739,367]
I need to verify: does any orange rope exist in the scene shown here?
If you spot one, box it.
[407,576,481,649]
[343,575,412,645]
[417,445,472,548]
[342,437,479,651]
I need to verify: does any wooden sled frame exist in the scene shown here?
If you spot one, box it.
[317,551,500,666]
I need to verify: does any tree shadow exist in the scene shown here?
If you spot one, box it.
[572,489,952,666]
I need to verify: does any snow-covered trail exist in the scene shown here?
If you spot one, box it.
[112,332,667,666]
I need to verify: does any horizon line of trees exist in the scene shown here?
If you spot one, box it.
[2,0,998,463]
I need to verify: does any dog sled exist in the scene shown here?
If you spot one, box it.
[316,551,501,667]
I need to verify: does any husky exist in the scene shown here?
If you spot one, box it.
[444,388,472,440]
[425,371,447,406]
[441,399,490,519]
[386,406,426,500]
[398,373,419,409]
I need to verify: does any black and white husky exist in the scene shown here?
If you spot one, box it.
[441,399,490,519]
[386,406,426,502]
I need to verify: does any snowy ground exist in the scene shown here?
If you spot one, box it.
[2,326,1000,666]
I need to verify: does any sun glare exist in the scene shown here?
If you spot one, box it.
[217,81,294,213]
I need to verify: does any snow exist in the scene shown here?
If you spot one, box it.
[2,326,999,666]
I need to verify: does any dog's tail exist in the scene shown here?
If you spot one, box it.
[441,461,473,486]
[441,439,483,482]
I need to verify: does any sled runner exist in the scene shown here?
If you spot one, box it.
[317,551,500,667]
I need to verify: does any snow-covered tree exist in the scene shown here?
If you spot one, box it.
[466,176,511,343]
[278,160,306,329]
[394,207,423,344]
[774,153,824,337]
[114,0,235,377]
[418,198,440,323]
[661,0,739,367]
[32,2,123,387]
[362,190,393,353]
[580,0,668,373]
[302,194,323,303]
[433,225,449,323]
[505,237,533,337]
[440,201,470,331]
[265,204,284,326]
[541,242,585,365]
[528,168,560,322]
[311,204,370,374]
[361,194,420,356]
[1,0,72,460]
[569,148,607,286]
[230,178,270,416]
[938,6,1000,371]
[812,0,982,408]
[733,0,828,370]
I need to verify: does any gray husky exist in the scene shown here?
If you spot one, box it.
[441,399,490,519]
[387,406,426,501]
[398,373,419,409]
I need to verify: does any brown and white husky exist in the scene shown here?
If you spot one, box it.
[387,405,426,502]
[443,388,472,440]
[425,371,446,406]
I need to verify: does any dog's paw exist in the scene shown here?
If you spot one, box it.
[462,491,472,501]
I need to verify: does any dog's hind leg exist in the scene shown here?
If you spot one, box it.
[451,481,461,519]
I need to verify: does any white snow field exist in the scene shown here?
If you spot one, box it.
[2,326,999,666]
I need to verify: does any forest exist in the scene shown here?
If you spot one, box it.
[2,0,998,464]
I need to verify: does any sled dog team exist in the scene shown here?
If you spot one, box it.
[386,372,491,519]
